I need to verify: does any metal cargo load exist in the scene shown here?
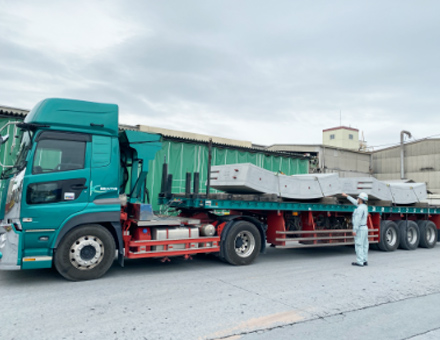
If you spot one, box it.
[211,164,428,203]
[210,163,340,199]
[340,178,427,204]
[340,177,393,201]
[210,163,278,194]
[279,173,340,199]
[385,182,428,204]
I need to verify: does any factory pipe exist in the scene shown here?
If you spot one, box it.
[400,130,412,179]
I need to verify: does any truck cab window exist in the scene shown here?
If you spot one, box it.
[33,139,86,174]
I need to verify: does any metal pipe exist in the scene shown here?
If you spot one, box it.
[166,174,173,198]
[185,172,191,197]
[206,138,212,197]
[400,130,412,179]
[160,157,168,194]
[193,172,200,194]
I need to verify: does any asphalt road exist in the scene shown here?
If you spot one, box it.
[1,244,440,340]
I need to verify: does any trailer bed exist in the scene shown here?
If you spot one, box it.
[162,195,440,215]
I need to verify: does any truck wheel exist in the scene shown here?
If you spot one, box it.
[418,221,438,248]
[54,224,116,281]
[398,221,420,250]
[378,220,399,252]
[223,221,261,265]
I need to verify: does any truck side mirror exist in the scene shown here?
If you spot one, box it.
[0,134,9,145]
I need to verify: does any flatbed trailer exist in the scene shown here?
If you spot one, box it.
[117,190,440,275]
[156,193,439,253]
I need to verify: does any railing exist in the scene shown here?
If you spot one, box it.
[275,229,379,249]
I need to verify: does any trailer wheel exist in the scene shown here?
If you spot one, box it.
[398,221,420,250]
[54,224,116,281]
[418,221,438,248]
[378,220,399,252]
[223,221,261,265]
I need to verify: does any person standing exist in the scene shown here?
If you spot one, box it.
[342,192,369,267]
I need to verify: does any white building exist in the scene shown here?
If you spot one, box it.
[322,126,360,150]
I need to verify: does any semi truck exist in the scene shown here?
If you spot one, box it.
[0,98,438,281]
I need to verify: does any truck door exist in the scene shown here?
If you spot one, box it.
[20,131,91,258]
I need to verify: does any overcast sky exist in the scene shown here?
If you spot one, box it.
[1,1,439,149]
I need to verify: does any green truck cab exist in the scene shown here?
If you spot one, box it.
[0,98,161,279]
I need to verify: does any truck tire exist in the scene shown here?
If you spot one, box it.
[378,220,399,252]
[418,221,438,248]
[397,220,420,250]
[223,221,261,266]
[54,224,116,281]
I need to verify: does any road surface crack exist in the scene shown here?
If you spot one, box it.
[404,325,440,339]
[216,278,299,309]
[207,290,440,340]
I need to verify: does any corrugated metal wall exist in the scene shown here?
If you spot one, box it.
[267,144,372,177]
[321,147,371,177]
[372,139,440,193]
[147,139,309,210]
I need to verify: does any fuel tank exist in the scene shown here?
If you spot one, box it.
[152,226,199,251]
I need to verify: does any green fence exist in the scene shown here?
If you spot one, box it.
[146,139,309,210]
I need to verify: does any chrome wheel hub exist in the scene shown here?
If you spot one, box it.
[426,226,436,243]
[407,227,417,245]
[386,228,397,246]
[234,231,255,258]
[69,235,104,270]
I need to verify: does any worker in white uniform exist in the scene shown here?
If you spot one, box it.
[342,192,369,267]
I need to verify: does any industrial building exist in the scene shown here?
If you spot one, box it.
[373,139,440,194]
[265,143,372,178]
[322,126,361,150]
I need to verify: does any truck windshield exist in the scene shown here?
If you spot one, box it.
[1,128,33,179]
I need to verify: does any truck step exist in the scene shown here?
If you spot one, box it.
[126,246,220,259]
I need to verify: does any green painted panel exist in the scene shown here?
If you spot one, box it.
[147,140,309,211]
[92,135,112,168]
[25,98,119,137]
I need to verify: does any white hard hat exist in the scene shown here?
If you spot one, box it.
[358,192,368,202]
